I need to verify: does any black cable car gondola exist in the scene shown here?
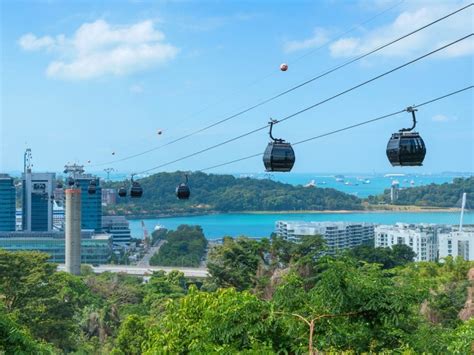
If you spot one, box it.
[263,119,295,172]
[56,181,63,189]
[118,186,127,197]
[386,107,426,167]
[88,179,97,194]
[130,176,143,198]
[67,177,75,187]
[176,175,190,200]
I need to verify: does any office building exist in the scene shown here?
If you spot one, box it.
[102,188,117,206]
[0,230,112,264]
[275,221,374,254]
[22,172,55,232]
[439,228,474,261]
[74,175,102,232]
[374,223,447,262]
[102,216,132,247]
[0,174,16,231]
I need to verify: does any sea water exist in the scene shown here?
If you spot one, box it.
[129,211,474,240]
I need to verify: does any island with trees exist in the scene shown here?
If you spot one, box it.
[368,176,473,207]
[103,172,473,217]
[103,171,363,217]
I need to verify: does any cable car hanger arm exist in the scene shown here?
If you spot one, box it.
[400,106,418,132]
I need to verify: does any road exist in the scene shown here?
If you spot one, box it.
[137,240,166,267]
[57,264,209,278]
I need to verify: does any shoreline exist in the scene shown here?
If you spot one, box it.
[122,206,463,220]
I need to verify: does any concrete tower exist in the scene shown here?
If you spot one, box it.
[65,188,81,275]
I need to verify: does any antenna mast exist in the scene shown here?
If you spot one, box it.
[459,192,467,232]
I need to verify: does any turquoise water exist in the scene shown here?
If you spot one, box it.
[129,212,474,240]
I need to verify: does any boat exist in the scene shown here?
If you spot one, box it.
[304,180,316,188]
[154,224,165,231]
[363,179,371,184]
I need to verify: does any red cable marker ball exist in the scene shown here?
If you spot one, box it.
[280,63,288,71]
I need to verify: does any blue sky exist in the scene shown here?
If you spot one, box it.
[1,0,473,175]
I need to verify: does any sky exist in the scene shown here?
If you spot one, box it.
[1,0,473,176]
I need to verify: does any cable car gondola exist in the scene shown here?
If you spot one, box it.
[88,180,97,194]
[130,176,143,198]
[263,119,295,172]
[118,186,127,198]
[386,107,426,167]
[56,181,63,189]
[67,177,75,187]
[176,175,190,200]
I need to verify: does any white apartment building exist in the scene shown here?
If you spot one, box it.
[374,223,450,262]
[439,229,474,261]
[275,221,374,254]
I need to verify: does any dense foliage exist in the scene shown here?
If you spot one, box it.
[104,171,362,215]
[149,225,208,267]
[0,240,473,354]
[368,176,473,207]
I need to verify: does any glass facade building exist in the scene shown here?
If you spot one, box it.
[75,177,102,232]
[0,175,16,231]
[0,231,112,264]
[22,173,55,232]
[102,216,132,247]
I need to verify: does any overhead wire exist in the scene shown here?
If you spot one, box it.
[134,33,473,175]
[199,85,473,172]
[91,3,473,168]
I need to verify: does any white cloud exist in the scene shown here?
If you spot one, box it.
[432,114,458,122]
[283,28,329,53]
[19,19,178,80]
[130,84,144,93]
[329,1,473,58]
[19,33,57,51]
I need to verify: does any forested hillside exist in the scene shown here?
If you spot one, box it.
[368,177,473,207]
[105,171,362,216]
[1,243,473,354]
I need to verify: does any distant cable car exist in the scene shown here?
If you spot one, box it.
[67,177,75,187]
[112,152,116,156]
[130,176,143,198]
[386,107,426,167]
[56,181,63,189]
[280,63,288,71]
[176,175,190,200]
[263,119,295,172]
[157,130,163,135]
[118,186,127,197]
[88,180,97,194]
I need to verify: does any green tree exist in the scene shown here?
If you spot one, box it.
[114,315,149,355]
[207,237,265,291]
[144,287,280,353]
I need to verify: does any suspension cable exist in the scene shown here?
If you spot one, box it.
[134,34,473,174]
[198,85,473,172]
[91,3,473,168]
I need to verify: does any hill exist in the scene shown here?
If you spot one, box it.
[104,171,362,216]
[367,177,473,207]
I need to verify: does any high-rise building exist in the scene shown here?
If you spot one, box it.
[75,176,102,232]
[439,228,474,261]
[275,221,374,254]
[22,172,55,232]
[0,174,16,231]
[102,216,132,247]
[374,223,447,262]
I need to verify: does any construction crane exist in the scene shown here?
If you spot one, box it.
[141,220,150,249]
